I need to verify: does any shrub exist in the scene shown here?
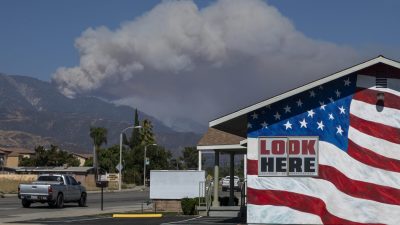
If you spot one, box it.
[181,197,197,215]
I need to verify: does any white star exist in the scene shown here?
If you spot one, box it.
[299,118,308,128]
[247,123,252,128]
[296,99,303,107]
[307,109,315,118]
[309,90,316,97]
[335,89,341,98]
[339,106,346,114]
[328,97,334,103]
[336,125,344,135]
[284,105,291,113]
[317,121,325,130]
[319,101,326,110]
[319,85,324,90]
[328,113,334,120]
[283,120,292,130]
[261,121,268,129]
[251,112,258,119]
[344,78,351,86]
[274,112,281,120]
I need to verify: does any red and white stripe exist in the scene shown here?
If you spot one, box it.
[246,74,400,224]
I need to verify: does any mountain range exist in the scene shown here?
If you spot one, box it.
[0,73,202,156]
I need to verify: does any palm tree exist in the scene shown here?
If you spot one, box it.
[90,127,107,179]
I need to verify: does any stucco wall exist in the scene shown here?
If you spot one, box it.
[5,156,19,167]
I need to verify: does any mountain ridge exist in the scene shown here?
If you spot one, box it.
[0,73,201,155]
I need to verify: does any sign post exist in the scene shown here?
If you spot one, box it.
[96,175,109,211]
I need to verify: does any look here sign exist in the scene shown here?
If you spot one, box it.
[258,137,319,176]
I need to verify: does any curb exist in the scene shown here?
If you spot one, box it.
[113,213,162,218]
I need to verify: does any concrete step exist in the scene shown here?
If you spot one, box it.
[197,206,241,217]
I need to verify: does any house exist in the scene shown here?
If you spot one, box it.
[0,147,35,168]
[72,153,92,166]
[197,56,400,224]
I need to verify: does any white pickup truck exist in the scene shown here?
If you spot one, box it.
[18,174,87,208]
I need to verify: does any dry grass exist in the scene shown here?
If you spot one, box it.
[0,175,37,194]
[0,178,35,194]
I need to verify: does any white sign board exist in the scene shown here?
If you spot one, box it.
[106,173,119,182]
[150,170,205,199]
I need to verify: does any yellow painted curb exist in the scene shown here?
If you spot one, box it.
[112,214,163,218]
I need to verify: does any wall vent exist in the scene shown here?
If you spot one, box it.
[376,77,387,88]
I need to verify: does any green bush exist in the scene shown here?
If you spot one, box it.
[181,197,198,215]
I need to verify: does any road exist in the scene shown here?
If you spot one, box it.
[0,190,151,224]
[11,215,245,225]
[0,189,244,225]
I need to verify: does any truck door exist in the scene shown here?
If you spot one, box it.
[68,176,81,200]
[63,176,72,201]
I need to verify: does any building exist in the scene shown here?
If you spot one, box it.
[0,147,35,168]
[72,153,92,166]
[197,56,400,224]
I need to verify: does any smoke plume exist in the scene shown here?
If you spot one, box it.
[53,0,359,131]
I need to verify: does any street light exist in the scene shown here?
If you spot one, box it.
[144,143,157,187]
[119,125,141,191]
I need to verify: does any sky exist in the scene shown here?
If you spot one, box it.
[1,0,400,132]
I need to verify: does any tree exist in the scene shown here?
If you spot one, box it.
[147,145,172,171]
[97,145,120,173]
[140,119,155,146]
[129,109,141,149]
[180,147,202,170]
[169,158,183,170]
[89,127,108,176]
[19,145,80,167]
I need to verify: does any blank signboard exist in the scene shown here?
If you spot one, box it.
[150,170,205,199]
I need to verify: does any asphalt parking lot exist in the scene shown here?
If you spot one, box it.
[9,215,246,225]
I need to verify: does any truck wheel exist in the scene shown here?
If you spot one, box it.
[78,193,87,207]
[22,199,31,208]
[56,194,64,208]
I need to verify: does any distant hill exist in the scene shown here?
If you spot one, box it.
[0,73,201,156]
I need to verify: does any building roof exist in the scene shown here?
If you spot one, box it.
[72,153,92,159]
[0,147,35,153]
[208,55,400,137]
[0,147,35,156]
[197,128,246,150]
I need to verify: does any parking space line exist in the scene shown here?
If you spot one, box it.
[112,213,163,218]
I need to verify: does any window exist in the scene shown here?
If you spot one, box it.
[38,176,64,183]
[68,176,78,185]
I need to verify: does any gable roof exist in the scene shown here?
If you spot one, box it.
[0,147,35,156]
[197,127,246,150]
[209,55,400,135]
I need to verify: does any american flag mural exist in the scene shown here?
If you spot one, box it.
[246,73,400,224]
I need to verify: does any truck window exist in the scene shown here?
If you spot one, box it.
[64,176,71,185]
[68,176,78,185]
[38,176,64,183]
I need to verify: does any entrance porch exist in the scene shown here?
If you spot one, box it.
[197,128,247,216]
